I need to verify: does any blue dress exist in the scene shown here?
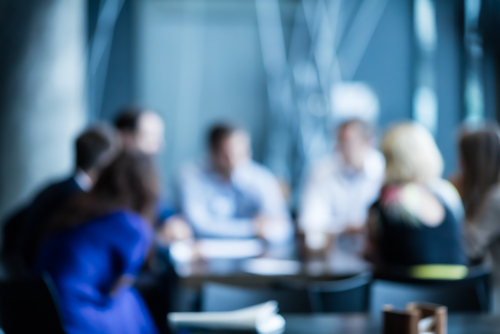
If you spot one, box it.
[35,211,159,334]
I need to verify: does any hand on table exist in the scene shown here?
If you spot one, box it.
[157,215,193,244]
[254,215,291,243]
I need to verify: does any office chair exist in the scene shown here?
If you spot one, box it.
[308,272,372,312]
[0,272,66,333]
[370,267,491,315]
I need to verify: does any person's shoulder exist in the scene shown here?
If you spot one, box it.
[244,161,278,181]
[94,211,153,240]
[428,179,463,210]
[35,177,79,198]
[178,161,207,181]
[307,156,337,179]
[105,210,145,225]
[365,149,386,178]
[28,177,82,214]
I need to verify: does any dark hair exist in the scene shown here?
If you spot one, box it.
[49,150,159,233]
[114,106,145,132]
[337,118,373,140]
[207,123,240,151]
[459,125,500,219]
[75,125,117,172]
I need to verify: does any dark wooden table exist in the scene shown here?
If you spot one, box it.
[178,313,500,334]
[283,313,500,334]
[172,236,370,288]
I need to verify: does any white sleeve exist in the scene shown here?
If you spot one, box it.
[298,164,340,233]
[255,169,293,243]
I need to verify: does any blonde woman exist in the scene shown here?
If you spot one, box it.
[365,122,467,279]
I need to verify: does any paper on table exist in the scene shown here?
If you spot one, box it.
[241,258,301,276]
[170,239,265,262]
[168,301,286,334]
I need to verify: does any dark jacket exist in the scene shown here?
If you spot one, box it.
[2,177,83,275]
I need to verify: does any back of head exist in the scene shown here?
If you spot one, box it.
[75,125,119,174]
[459,124,500,219]
[114,106,143,133]
[50,150,160,232]
[382,122,443,184]
[114,105,165,154]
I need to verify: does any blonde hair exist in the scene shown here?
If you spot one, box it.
[381,122,444,184]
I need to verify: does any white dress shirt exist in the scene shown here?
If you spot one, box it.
[299,150,385,234]
[178,160,293,242]
[74,169,92,192]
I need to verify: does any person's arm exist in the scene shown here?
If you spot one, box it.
[256,172,293,243]
[179,170,257,239]
[363,207,380,263]
[298,165,342,234]
[184,199,257,238]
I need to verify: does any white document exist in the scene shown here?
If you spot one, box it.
[170,239,265,263]
[168,301,286,334]
[241,259,301,276]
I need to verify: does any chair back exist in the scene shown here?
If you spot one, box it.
[370,268,491,315]
[0,272,66,333]
[201,282,312,313]
[308,272,372,312]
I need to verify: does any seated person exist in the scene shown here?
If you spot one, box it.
[114,106,180,334]
[35,150,159,334]
[365,122,467,279]
[453,125,500,310]
[1,125,118,275]
[114,106,180,229]
[299,119,385,251]
[114,105,165,156]
[177,123,293,243]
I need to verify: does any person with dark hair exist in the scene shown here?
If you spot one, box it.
[113,106,181,334]
[34,150,159,334]
[114,106,165,155]
[177,123,292,241]
[454,125,500,311]
[299,119,385,252]
[1,125,119,275]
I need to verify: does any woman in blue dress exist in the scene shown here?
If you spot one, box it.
[35,150,160,334]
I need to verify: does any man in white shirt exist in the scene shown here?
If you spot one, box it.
[299,119,385,250]
[178,123,293,243]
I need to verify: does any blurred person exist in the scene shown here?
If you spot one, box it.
[365,122,466,279]
[114,106,165,155]
[1,125,119,275]
[177,123,293,242]
[35,150,160,334]
[114,106,179,233]
[299,119,385,251]
[454,126,500,310]
[114,106,181,334]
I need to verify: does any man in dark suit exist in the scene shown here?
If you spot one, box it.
[1,125,119,277]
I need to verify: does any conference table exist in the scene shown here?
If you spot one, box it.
[170,234,370,288]
[182,313,500,334]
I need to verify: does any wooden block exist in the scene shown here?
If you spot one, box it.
[382,305,421,334]
[406,302,447,334]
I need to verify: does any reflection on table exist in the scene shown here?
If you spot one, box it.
[168,233,371,287]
